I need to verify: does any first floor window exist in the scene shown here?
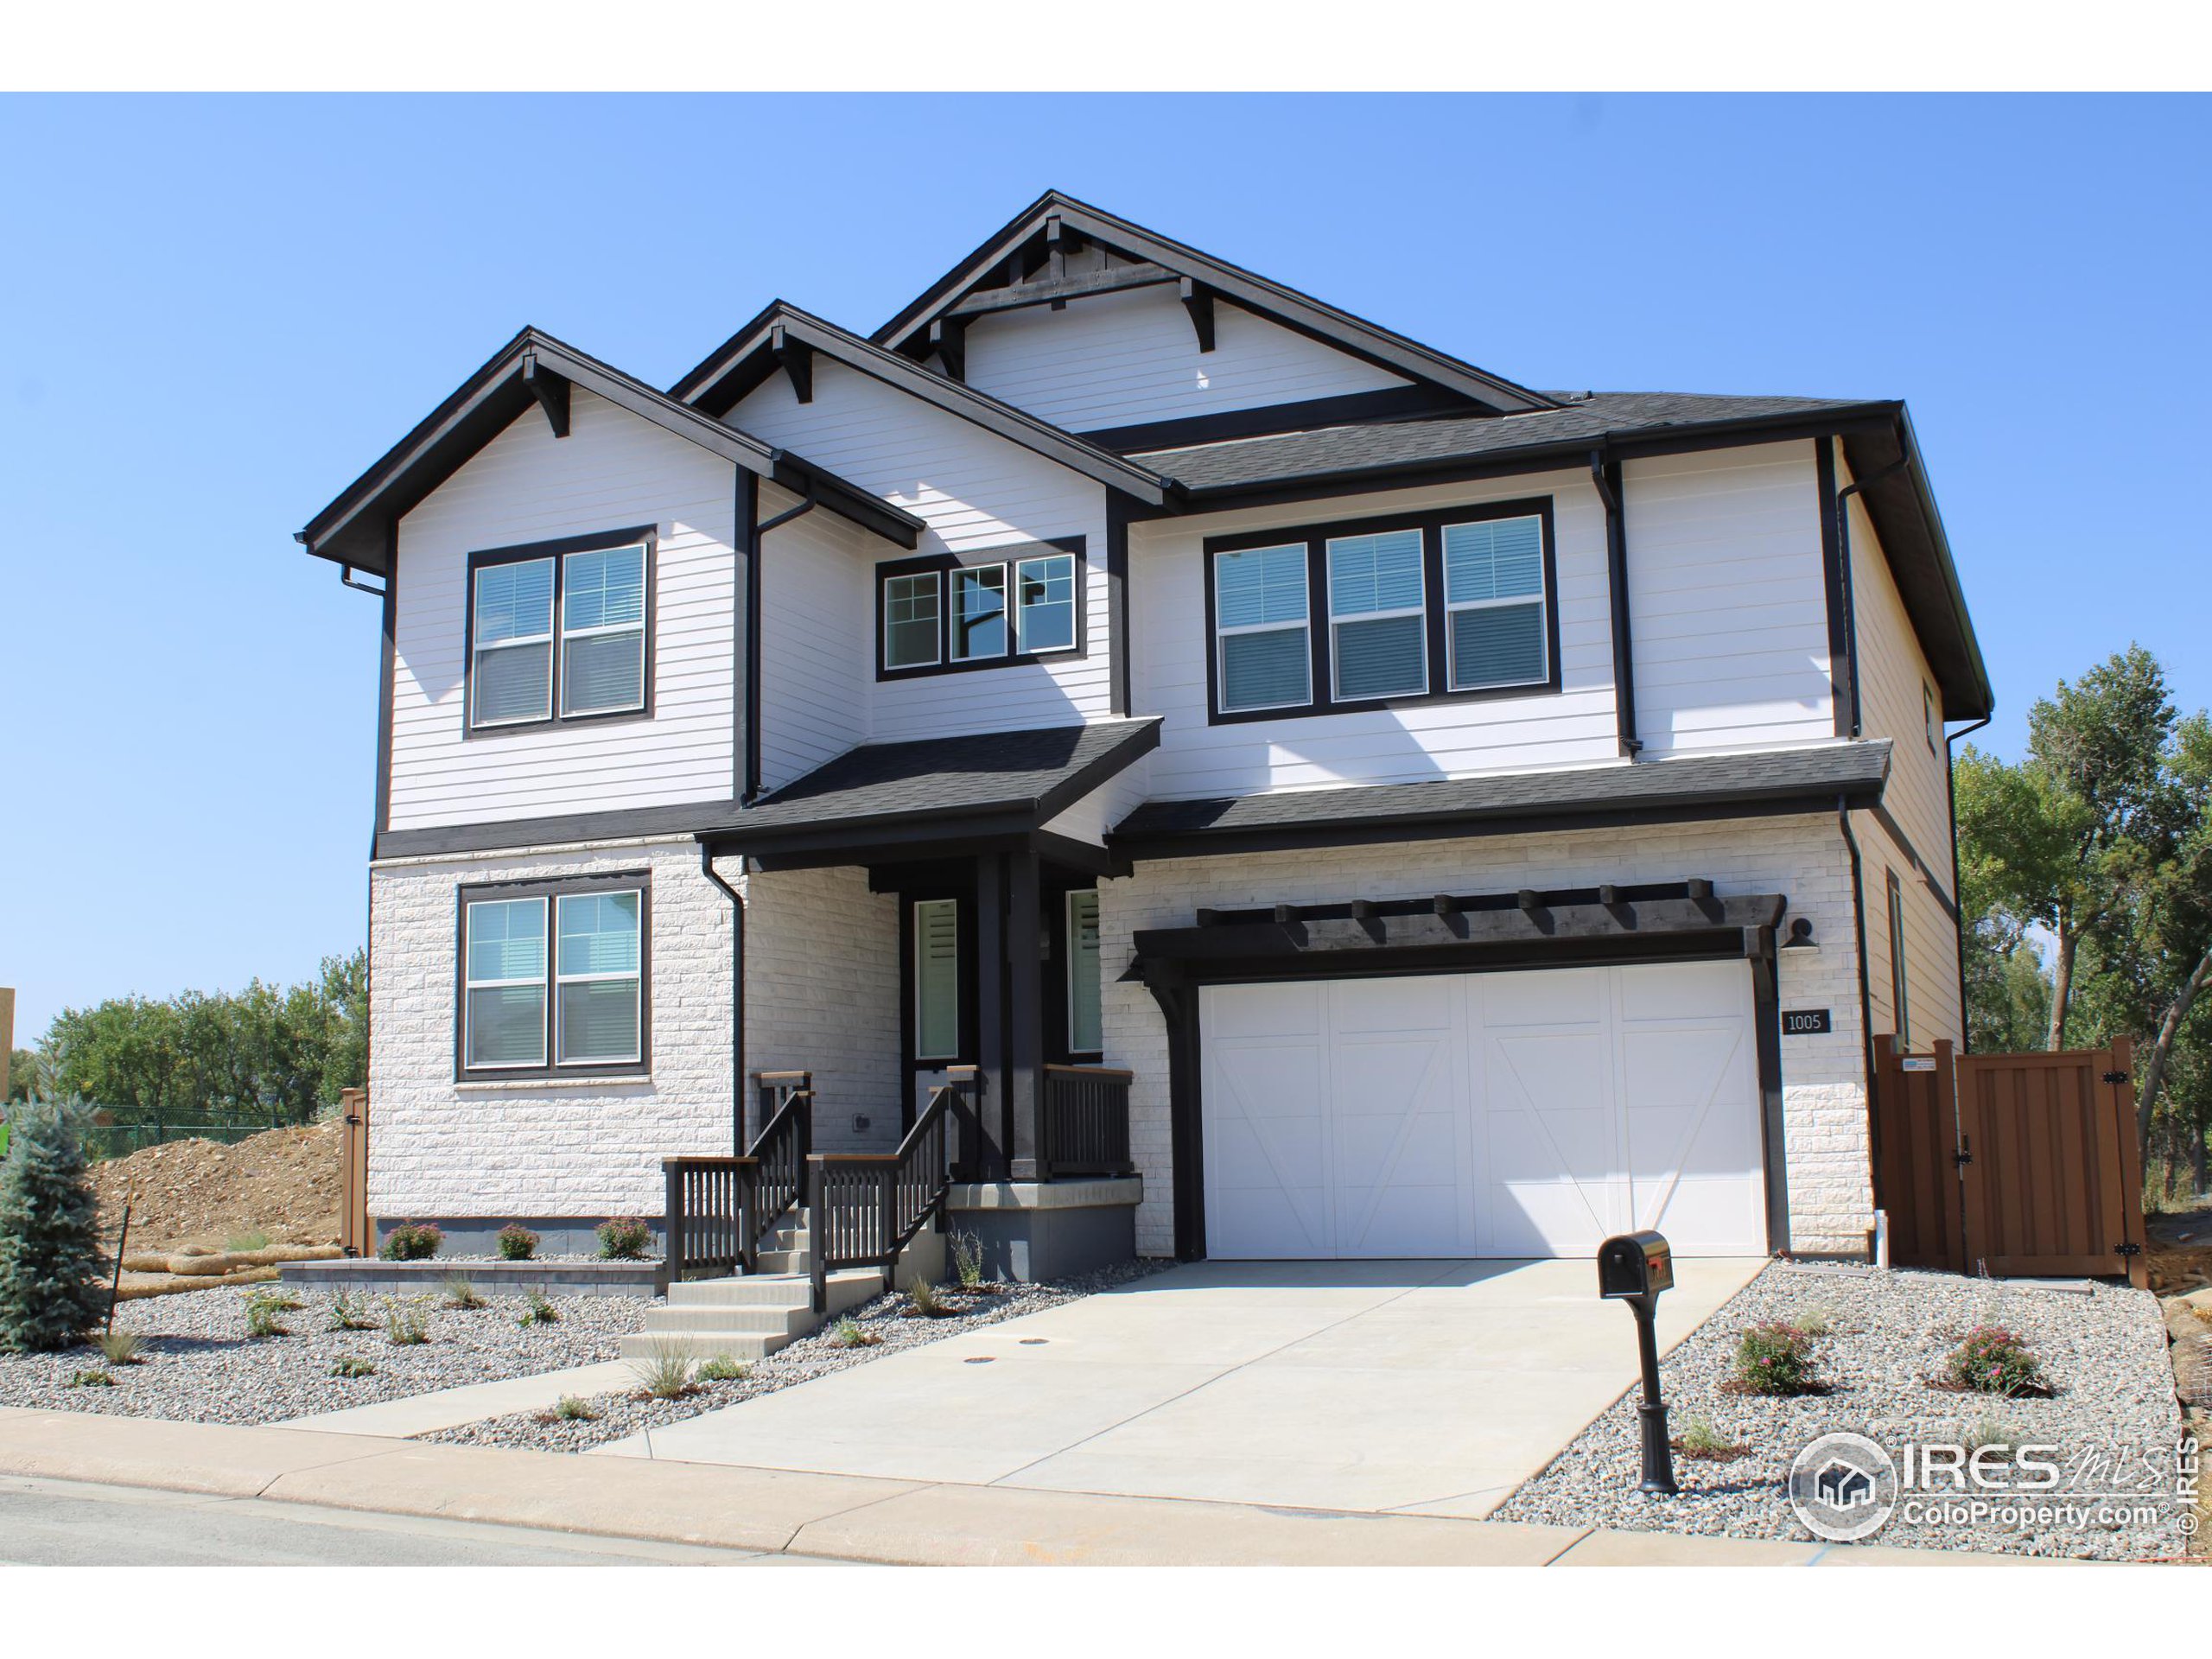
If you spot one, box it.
[464,896,549,1068]
[1887,870,1910,1049]
[556,891,643,1064]
[1215,543,1311,712]
[1066,890,1103,1055]
[1443,515,1547,690]
[913,899,960,1059]
[461,878,647,1077]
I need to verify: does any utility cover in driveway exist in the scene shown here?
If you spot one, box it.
[1199,961,1764,1258]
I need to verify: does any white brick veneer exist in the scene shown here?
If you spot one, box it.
[737,861,902,1154]
[367,843,907,1222]
[367,840,734,1220]
[1096,814,1873,1258]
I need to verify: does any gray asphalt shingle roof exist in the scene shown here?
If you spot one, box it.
[728,718,1162,837]
[1133,392,1871,493]
[1111,741,1892,844]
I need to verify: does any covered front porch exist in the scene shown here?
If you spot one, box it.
[666,721,1160,1300]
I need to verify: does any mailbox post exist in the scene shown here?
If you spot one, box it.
[1597,1230,1678,1496]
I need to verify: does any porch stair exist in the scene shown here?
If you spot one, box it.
[621,1217,885,1362]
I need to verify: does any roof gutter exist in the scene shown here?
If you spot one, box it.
[1588,449,1640,759]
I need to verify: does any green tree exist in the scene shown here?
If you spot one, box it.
[0,1101,107,1351]
[4,1049,40,1104]
[1955,645,2184,1051]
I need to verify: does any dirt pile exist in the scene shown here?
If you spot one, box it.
[89,1120,344,1252]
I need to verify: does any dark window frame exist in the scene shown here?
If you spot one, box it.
[462,525,657,739]
[1201,497,1560,726]
[1885,867,1910,1049]
[1923,682,1940,753]
[453,869,653,1082]
[874,536,1089,682]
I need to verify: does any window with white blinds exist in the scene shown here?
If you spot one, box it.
[1066,890,1103,1055]
[468,533,650,731]
[1207,502,1554,721]
[913,899,960,1060]
[460,877,648,1078]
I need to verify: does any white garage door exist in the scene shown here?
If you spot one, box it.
[1198,961,1766,1260]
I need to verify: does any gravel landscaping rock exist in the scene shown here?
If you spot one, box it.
[0,1285,639,1425]
[1495,1262,2192,1560]
[424,1260,1171,1454]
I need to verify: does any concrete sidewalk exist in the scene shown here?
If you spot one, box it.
[275,1360,639,1438]
[0,1407,2048,1567]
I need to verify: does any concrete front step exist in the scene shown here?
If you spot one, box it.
[618,1329,786,1363]
[647,1303,813,1337]
[664,1268,880,1309]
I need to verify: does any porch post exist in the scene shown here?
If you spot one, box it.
[1006,849,1045,1181]
[973,852,1009,1178]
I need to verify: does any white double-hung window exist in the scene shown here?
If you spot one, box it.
[1327,528,1427,701]
[560,544,647,715]
[1442,515,1548,690]
[470,558,556,728]
[1214,543,1311,713]
[461,879,646,1077]
[469,536,649,729]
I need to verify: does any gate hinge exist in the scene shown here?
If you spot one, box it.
[1953,1150,1974,1166]
[2115,1241,2142,1256]
[2101,1070,2130,1084]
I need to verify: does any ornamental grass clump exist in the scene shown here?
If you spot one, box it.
[1942,1325,2052,1398]
[496,1224,539,1262]
[696,1353,747,1382]
[949,1230,986,1290]
[380,1222,442,1262]
[518,1288,561,1327]
[244,1291,291,1338]
[631,1338,696,1400]
[550,1394,599,1421]
[96,1329,145,1367]
[441,1274,486,1311]
[382,1297,431,1346]
[0,1101,107,1353]
[330,1355,377,1379]
[830,1315,879,1349]
[596,1217,652,1260]
[328,1291,377,1332]
[1726,1321,1823,1396]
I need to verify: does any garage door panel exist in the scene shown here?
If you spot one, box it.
[1201,962,1765,1260]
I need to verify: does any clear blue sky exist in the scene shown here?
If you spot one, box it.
[2,92,2205,1040]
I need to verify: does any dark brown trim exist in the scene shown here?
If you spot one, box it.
[873,537,1090,682]
[1588,451,1641,758]
[1114,789,1882,864]
[1869,800,1960,919]
[1202,496,1560,726]
[1081,386,1477,454]
[452,869,652,1084]
[735,469,760,803]
[1747,949,1794,1254]
[373,519,397,843]
[1104,496,1132,717]
[460,525,657,741]
[1816,437,1856,738]
[1141,976,1205,1260]
[376,801,740,861]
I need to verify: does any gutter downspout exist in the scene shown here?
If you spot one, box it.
[700,841,747,1154]
[1829,454,1909,738]
[1839,792,1881,1179]
[1944,713,1993,1052]
[742,478,819,804]
[1589,449,1641,759]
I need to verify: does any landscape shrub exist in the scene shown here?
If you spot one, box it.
[1942,1325,2051,1397]
[830,1315,878,1349]
[0,1101,108,1352]
[330,1355,377,1378]
[496,1224,539,1262]
[596,1217,651,1260]
[518,1288,560,1326]
[551,1394,598,1421]
[380,1222,442,1262]
[327,1291,377,1332]
[67,1368,114,1388]
[696,1353,747,1382]
[908,1278,943,1317]
[244,1291,290,1338]
[948,1230,986,1289]
[382,1297,430,1345]
[1728,1321,1821,1395]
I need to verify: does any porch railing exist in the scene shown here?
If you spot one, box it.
[1039,1064,1134,1178]
[664,1077,815,1280]
[808,1074,967,1313]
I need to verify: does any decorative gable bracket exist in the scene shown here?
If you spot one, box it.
[1179,277,1216,353]
[770,321,814,404]
[521,353,570,437]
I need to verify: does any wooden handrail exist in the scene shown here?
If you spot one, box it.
[808,1079,962,1313]
[1044,1064,1135,1082]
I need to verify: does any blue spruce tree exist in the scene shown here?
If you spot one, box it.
[0,1102,107,1351]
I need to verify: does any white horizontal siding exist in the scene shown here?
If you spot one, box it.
[1131,470,1621,801]
[756,480,869,794]
[728,359,1111,741]
[963,281,1409,435]
[388,390,737,832]
[1625,442,1834,756]
[1843,448,1954,887]
[1859,812,1964,1050]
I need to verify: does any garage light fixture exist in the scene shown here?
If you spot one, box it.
[1782,917,1819,950]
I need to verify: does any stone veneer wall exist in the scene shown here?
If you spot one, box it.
[366,842,906,1224]
[1096,813,1872,1258]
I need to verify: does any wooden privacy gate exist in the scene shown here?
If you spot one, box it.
[1871,1037,2148,1286]
[338,1087,372,1258]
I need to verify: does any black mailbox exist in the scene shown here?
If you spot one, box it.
[1598,1230,1675,1300]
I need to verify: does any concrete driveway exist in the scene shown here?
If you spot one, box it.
[600,1256,1764,1518]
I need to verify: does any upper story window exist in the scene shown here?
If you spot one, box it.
[1205,499,1557,725]
[467,528,652,734]
[459,873,649,1080]
[876,538,1087,680]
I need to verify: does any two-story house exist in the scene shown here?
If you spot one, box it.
[297,192,1986,1294]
